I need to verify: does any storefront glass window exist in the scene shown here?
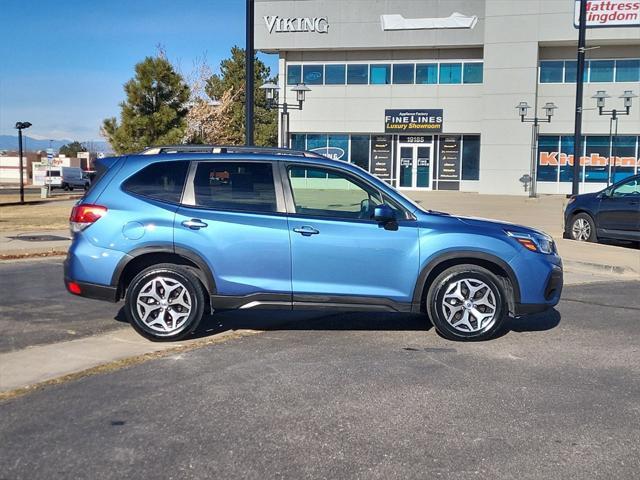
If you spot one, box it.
[463,63,483,84]
[439,63,462,84]
[393,64,414,84]
[325,64,346,84]
[290,134,305,151]
[287,65,301,85]
[615,60,640,82]
[370,64,391,84]
[563,61,589,83]
[302,65,323,85]
[589,60,614,82]
[612,136,638,182]
[461,135,480,180]
[416,64,438,84]
[537,136,560,182]
[585,136,610,182]
[350,136,370,170]
[327,135,349,161]
[559,136,578,183]
[540,61,564,83]
[347,64,368,84]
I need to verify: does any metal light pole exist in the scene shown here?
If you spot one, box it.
[592,90,637,184]
[260,83,311,148]
[572,0,588,196]
[245,0,255,146]
[15,121,32,204]
[516,101,558,198]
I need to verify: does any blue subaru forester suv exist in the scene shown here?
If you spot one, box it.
[65,145,563,341]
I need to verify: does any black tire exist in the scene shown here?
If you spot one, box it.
[125,263,205,341]
[426,265,508,341]
[68,186,74,191]
[570,213,597,242]
[84,183,90,191]
[62,183,70,191]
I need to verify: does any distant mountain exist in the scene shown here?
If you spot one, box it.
[0,135,111,153]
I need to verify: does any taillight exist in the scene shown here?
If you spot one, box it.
[70,204,107,233]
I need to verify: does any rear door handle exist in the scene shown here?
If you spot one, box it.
[293,226,319,236]
[182,219,208,230]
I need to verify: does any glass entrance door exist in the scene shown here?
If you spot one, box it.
[397,144,432,189]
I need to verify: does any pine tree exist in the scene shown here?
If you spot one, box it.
[205,47,277,146]
[102,54,190,154]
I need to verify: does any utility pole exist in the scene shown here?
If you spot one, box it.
[245,0,255,146]
[572,0,587,196]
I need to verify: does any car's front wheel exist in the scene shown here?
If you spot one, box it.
[125,264,205,341]
[426,265,508,341]
[570,213,597,242]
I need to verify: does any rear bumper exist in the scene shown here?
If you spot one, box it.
[64,276,118,302]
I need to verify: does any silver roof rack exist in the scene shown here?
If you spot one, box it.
[139,145,324,158]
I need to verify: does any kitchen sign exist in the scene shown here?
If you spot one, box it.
[385,109,443,133]
[574,0,640,27]
[264,16,329,33]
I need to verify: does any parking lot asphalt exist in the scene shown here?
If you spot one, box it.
[1,277,639,479]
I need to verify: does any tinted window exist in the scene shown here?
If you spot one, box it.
[585,136,609,183]
[287,65,301,85]
[463,63,483,84]
[347,64,368,84]
[615,59,640,82]
[589,60,614,82]
[124,160,188,203]
[325,64,346,84]
[461,135,481,180]
[612,177,640,197]
[193,162,276,212]
[416,63,438,84]
[350,135,370,170]
[288,166,382,219]
[564,60,589,82]
[370,64,391,84]
[540,61,564,83]
[439,63,462,84]
[302,64,323,85]
[393,64,415,84]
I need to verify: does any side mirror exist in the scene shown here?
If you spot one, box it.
[373,204,396,223]
[601,188,613,198]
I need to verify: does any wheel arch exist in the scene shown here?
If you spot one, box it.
[111,245,216,301]
[413,251,520,315]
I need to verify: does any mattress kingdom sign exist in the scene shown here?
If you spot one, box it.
[384,109,443,133]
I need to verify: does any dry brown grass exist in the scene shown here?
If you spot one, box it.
[0,200,75,232]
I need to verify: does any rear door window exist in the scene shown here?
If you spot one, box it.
[123,160,189,203]
[192,162,277,213]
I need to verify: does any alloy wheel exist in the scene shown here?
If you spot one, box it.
[441,278,497,333]
[135,276,192,334]
[572,218,591,241]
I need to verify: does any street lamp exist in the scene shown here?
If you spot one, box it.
[592,89,637,184]
[15,121,32,204]
[260,82,311,148]
[516,101,557,197]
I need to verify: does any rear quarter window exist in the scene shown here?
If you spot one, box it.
[123,160,189,203]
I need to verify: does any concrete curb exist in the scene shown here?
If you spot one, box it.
[0,328,260,399]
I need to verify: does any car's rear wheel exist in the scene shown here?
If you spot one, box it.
[125,264,205,341]
[426,265,508,341]
[570,213,597,242]
[62,183,70,191]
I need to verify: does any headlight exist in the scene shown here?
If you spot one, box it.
[567,196,577,205]
[506,230,555,254]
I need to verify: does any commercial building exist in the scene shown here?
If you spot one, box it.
[255,0,640,195]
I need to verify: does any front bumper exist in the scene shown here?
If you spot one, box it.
[513,264,563,317]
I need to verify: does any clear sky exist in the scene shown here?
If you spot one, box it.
[0,0,277,141]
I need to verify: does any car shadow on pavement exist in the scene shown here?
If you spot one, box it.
[114,306,561,342]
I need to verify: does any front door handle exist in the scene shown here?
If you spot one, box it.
[182,219,208,230]
[293,226,319,236]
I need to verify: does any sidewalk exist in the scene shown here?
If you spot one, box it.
[0,192,637,275]
[0,229,71,258]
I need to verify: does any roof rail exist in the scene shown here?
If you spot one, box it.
[139,144,325,158]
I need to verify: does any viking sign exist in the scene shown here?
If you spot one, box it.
[264,16,329,34]
[385,109,443,133]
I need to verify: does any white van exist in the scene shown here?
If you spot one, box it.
[59,167,90,191]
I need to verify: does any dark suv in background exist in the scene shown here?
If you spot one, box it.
[564,174,640,243]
